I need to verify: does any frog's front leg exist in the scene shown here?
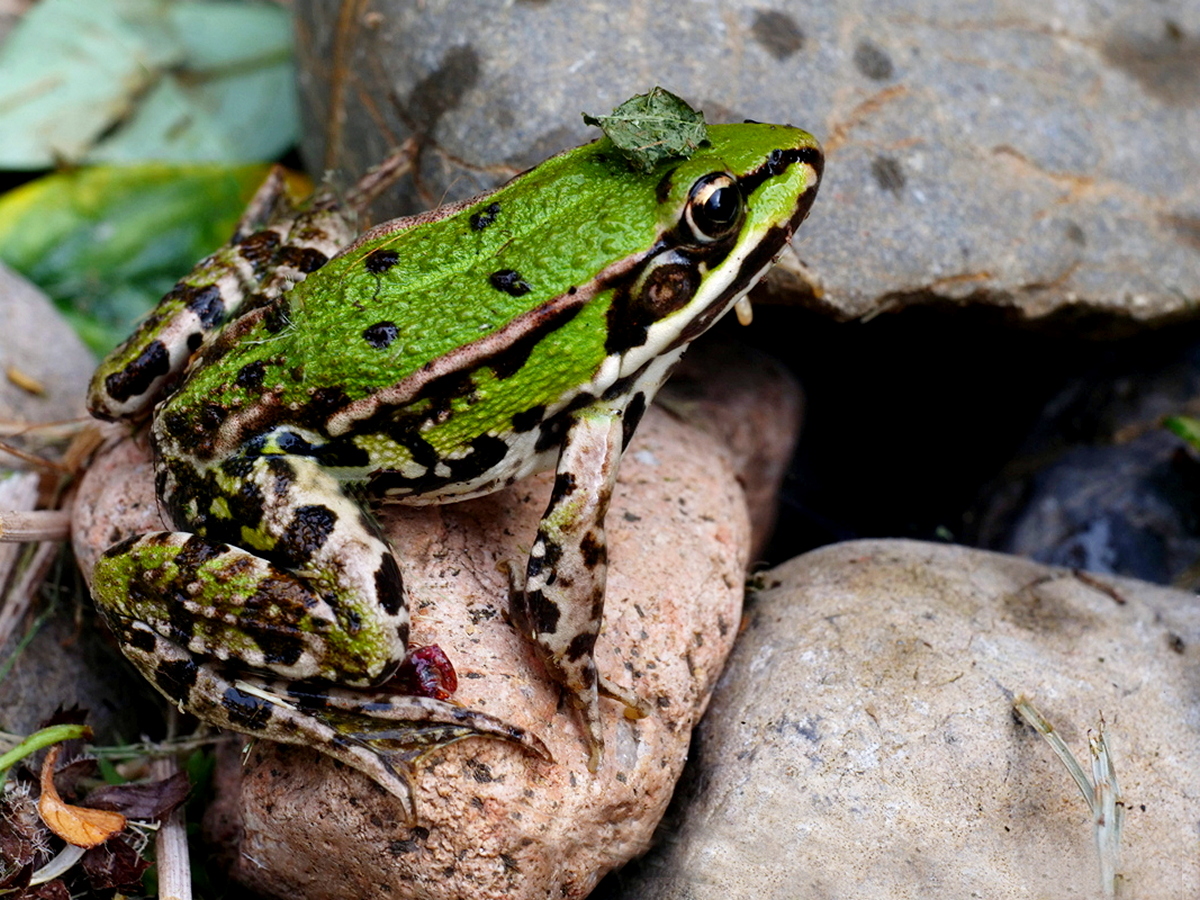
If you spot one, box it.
[512,403,650,772]
[92,453,547,815]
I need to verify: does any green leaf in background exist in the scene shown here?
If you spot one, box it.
[0,0,296,168]
[583,87,709,173]
[1165,415,1200,453]
[0,164,271,353]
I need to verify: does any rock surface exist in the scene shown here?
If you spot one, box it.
[295,0,1200,328]
[71,348,802,899]
[613,539,1200,900]
[0,263,140,743]
[0,261,92,428]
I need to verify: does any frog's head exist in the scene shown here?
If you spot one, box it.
[603,122,823,371]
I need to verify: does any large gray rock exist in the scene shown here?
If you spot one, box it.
[295,0,1200,328]
[0,261,92,427]
[616,539,1200,900]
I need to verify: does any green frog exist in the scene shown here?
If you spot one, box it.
[87,122,823,817]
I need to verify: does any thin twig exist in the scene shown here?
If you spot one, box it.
[0,509,71,542]
[0,541,59,653]
[0,439,72,472]
[0,417,88,441]
[151,710,193,900]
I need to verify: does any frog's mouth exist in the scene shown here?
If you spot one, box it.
[729,144,826,329]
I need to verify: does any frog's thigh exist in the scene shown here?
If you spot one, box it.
[515,404,647,770]
[92,608,423,816]
[229,453,411,673]
[92,529,389,685]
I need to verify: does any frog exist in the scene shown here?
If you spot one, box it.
[86,121,823,818]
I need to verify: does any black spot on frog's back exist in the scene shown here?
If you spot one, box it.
[236,360,267,390]
[365,249,400,274]
[470,202,501,231]
[489,269,532,296]
[363,321,399,349]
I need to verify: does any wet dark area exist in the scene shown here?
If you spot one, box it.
[709,301,1200,575]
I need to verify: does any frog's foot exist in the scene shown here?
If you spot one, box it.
[569,672,652,772]
[109,619,548,822]
[281,678,552,765]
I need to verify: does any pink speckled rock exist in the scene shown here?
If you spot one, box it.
[71,349,801,899]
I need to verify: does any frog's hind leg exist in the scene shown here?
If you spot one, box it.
[156,451,411,686]
[101,613,546,821]
[93,452,549,810]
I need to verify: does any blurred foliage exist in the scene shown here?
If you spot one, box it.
[0,0,296,168]
[0,164,271,353]
[0,0,298,352]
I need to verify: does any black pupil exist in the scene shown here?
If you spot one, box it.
[702,184,738,230]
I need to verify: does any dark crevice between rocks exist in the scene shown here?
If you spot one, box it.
[698,299,1200,576]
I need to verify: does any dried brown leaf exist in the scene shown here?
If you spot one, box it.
[81,836,150,890]
[0,861,32,892]
[86,770,190,820]
[36,747,125,848]
[26,879,70,900]
[0,789,42,875]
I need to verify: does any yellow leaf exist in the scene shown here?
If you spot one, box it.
[37,746,126,848]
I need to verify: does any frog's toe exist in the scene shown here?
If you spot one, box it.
[568,673,650,772]
[284,681,552,764]
[598,672,650,720]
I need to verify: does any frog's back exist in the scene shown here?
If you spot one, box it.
[160,144,649,469]
[158,124,821,502]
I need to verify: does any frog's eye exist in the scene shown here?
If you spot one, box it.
[685,173,743,243]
